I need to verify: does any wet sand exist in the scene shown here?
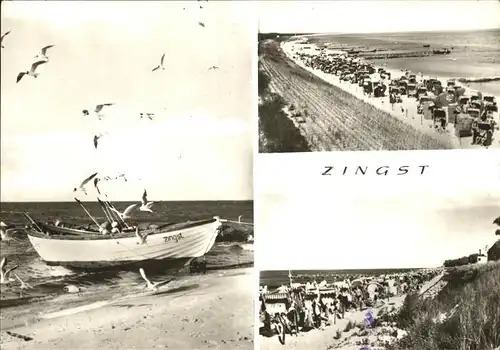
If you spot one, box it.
[0,268,254,350]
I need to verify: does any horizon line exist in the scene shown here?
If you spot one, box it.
[0,199,254,203]
[258,27,500,36]
[260,267,432,272]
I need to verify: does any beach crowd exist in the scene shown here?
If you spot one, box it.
[291,45,499,147]
[259,269,440,335]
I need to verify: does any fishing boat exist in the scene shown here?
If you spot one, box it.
[24,212,222,270]
[17,102,229,270]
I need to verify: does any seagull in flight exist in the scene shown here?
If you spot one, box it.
[197,0,208,9]
[93,103,115,119]
[83,103,114,120]
[93,177,102,195]
[35,45,55,60]
[139,268,173,292]
[16,60,48,83]
[198,22,205,28]
[115,174,128,182]
[110,204,137,220]
[73,172,99,195]
[1,30,10,48]
[0,222,24,245]
[152,53,165,72]
[93,133,104,149]
[139,189,154,213]
[208,65,219,70]
[140,113,155,120]
[0,257,19,285]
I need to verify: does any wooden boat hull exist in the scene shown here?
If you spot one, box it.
[27,217,221,269]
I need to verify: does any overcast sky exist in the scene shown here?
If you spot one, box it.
[1,1,254,202]
[259,1,500,34]
[258,180,500,269]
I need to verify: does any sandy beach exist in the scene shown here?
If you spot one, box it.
[259,295,406,350]
[277,39,500,150]
[0,268,254,350]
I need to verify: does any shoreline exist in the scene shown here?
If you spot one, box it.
[1,267,254,350]
[280,39,500,150]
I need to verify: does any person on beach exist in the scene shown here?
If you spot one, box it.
[311,297,322,328]
[333,295,344,320]
[285,295,299,334]
[303,302,315,330]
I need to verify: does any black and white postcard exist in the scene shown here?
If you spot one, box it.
[258,1,500,152]
[256,177,500,350]
[0,1,254,349]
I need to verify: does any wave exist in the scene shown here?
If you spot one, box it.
[458,76,500,83]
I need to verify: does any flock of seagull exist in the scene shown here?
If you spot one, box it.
[72,171,155,219]
[1,0,219,152]
[0,0,232,294]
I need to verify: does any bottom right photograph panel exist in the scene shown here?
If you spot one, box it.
[257,182,500,350]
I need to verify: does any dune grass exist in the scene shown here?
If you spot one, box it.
[384,262,500,350]
[258,46,311,153]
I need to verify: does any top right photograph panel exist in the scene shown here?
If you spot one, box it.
[258,1,500,152]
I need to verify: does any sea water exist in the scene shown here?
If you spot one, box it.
[315,29,500,96]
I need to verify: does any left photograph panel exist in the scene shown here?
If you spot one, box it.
[0,1,254,349]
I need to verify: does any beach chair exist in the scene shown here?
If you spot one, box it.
[472,119,494,146]
[423,102,433,120]
[455,114,474,138]
[447,103,459,123]
[432,108,447,132]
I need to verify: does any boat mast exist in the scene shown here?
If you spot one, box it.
[74,198,100,227]
[22,212,44,233]
[104,200,131,228]
[97,197,114,223]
